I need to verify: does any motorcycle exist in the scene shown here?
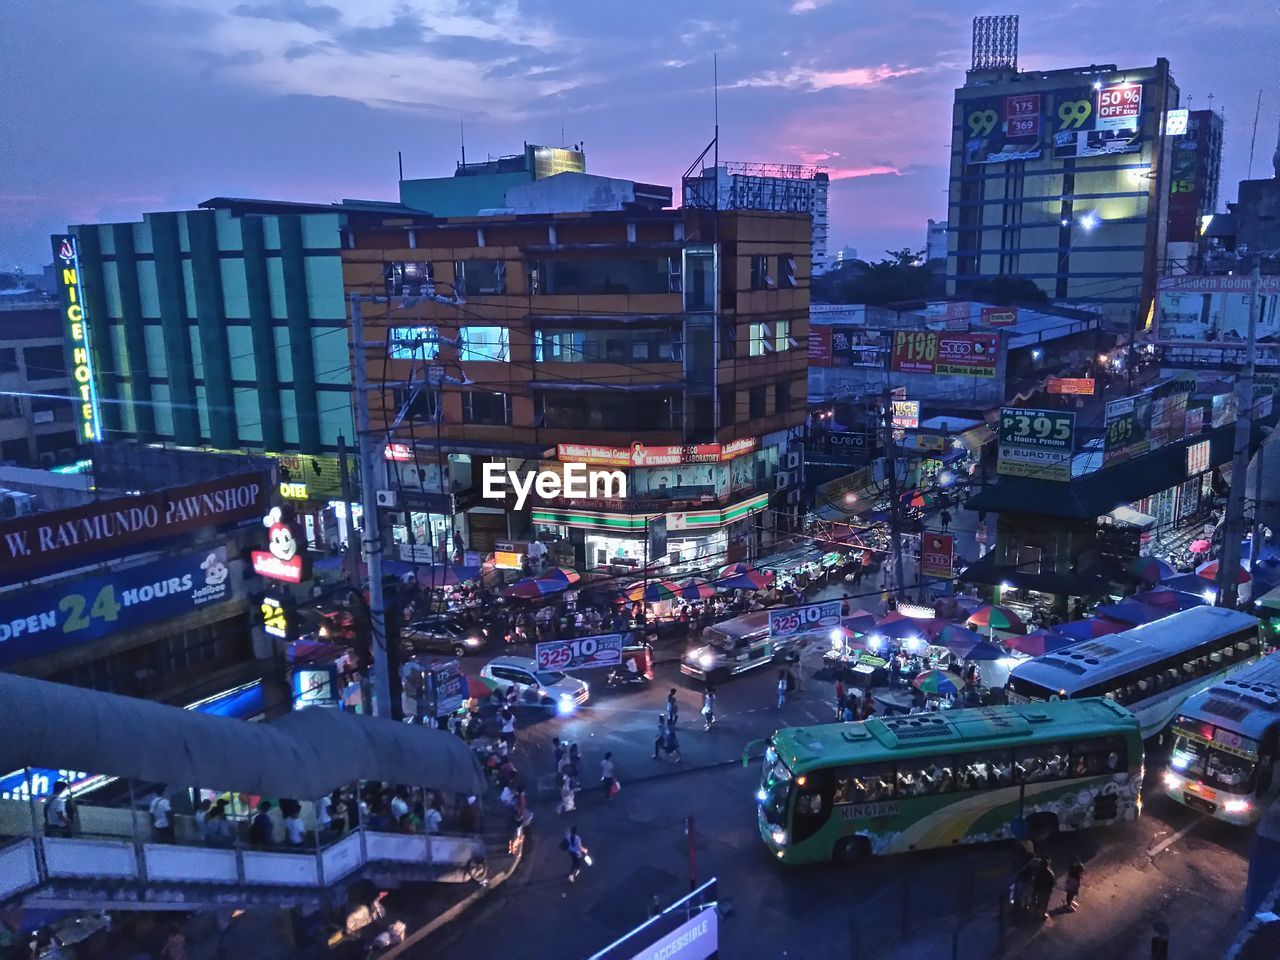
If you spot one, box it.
[605,665,652,690]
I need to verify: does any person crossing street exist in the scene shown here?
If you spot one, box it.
[702,685,717,730]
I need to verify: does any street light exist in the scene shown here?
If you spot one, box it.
[1078,212,1100,232]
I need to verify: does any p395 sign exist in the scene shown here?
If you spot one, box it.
[535,634,623,671]
[769,600,843,639]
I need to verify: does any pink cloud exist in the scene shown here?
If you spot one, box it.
[733,63,923,91]
[827,165,901,180]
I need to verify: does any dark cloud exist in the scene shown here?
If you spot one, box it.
[283,40,336,61]
[332,7,432,55]
[231,1,342,30]
[189,48,265,78]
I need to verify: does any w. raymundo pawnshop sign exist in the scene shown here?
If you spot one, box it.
[0,472,269,583]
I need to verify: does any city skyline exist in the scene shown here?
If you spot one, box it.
[3,0,1277,270]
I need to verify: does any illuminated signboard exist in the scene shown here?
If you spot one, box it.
[1187,440,1211,477]
[964,94,1043,166]
[1047,378,1096,396]
[1166,109,1189,136]
[492,541,526,570]
[51,235,102,443]
[556,439,760,468]
[280,481,308,499]
[251,507,312,583]
[384,443,414,462]
[890,400,920,430]
[260,595,292,639]
[1052,84,1145,159]
[1096,83,1142,130]
[890,331,999,378]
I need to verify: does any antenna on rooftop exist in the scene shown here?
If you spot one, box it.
[460,117,467,168]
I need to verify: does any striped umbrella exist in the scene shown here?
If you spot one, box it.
[676,577,717,600]
[716,568,775,591]
[625,580,682,603]
[1195,560,1250,585]
[718,563,757,578]
[935,623,985,649]
[913,669,958,695]
[504,577,568,599]
[901,490,941,509]
[1127,556,1177,583]
[967,605,1024,632]
[538,567,582,586]
[1055,618,1124,641]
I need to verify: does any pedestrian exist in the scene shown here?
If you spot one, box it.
[663,719,682,763]
[666,688,679,724]
[1063,856,1084,912]
[569,742,582,778]
[860,690,876,720]
[564,826,589,882]
[653,714,668,760]
[601,752,617,799]
[554,738,567,769]
[889,655,901,689]
[500,707,516,747]
[1031,857,1056,920]
[283,806,306,846]
[556,774,577,815]
[250,801,274,847]
[149,786,174,843]
[777,670,787,710]
[940,509,952,533]
[43,780,73,837]
[702,686,717,730]
[513,787,531,828]
[834,677,846,719]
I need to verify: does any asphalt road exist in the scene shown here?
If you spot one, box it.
[429,647,1252,960]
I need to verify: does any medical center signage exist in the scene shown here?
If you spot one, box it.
[52,235,103,443]
[0,472,268,579]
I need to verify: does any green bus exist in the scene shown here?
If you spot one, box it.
[751,699,1143,865]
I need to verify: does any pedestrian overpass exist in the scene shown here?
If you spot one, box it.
[0,674,489,912]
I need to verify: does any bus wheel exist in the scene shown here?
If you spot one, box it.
[1028,813,1059,845]
[834,836,870,864]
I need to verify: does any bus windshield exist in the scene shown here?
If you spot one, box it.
[1170,732,1257,792]
[758,752,793,826]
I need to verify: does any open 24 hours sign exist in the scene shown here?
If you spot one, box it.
[0,547,232,668]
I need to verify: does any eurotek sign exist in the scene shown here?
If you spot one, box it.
[51,235,103,443]
[0,473,268,580]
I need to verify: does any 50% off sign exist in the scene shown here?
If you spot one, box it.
[535,634,624,671]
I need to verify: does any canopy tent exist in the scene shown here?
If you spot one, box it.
[0,673,486,801]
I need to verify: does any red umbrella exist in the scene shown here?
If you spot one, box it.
[1195,560,1250,584]
[1003,629,1075,657]
[718,562,756,578]
[1189,539,1212,554]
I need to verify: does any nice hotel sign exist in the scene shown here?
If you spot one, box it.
[51,235,104,443]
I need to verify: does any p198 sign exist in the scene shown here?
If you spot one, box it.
[768,600,843,639]
[535,634,624,671]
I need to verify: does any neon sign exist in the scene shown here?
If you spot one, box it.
[52,235,102,443]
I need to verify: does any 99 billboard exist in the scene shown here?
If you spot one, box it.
[963,81,1145,166]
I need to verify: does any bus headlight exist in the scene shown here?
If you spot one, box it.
[1163,771,1182,790]
[756,788,768,803]
[770,828,788,847]
[1223,798,1250,814]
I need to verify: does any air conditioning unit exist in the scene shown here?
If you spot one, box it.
[774,471,792,492]
[786,489,802,506]
[785,450,802,470]
[375,489,398,508]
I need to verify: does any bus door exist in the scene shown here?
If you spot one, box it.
[792,769,835,843]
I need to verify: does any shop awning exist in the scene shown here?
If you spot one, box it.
[1257,585,1280,612]
[1107,506,1157,530]
[958,550,1122,597]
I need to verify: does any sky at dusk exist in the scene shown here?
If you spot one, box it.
[3,1,1278,271]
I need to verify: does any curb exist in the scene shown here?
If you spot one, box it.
[377,830,526,960]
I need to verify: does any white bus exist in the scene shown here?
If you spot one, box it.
[1164,653,1280,824]
[1005,606,1262,739]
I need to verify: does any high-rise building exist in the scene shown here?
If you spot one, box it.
[399,142,587,216]
[684,163,830,274]
[1166,109,1224,261]
[926,219,948,262]
[947,57,1179,328]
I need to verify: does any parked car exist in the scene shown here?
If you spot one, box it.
[401,614,485,657]
[478,655,590,714]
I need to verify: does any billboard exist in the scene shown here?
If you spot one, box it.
[535,634,623,671]
[920,534,954,579]
[963,93,1043,165]
[817,431,872,460]
[808,327,884,368]
[1103,394,1153,465]
[768,600,843,639]
[52,235,103,444]
[1047,377,1096,396]
[997,407,1076,482]
[890,331,999,378]
[557,440,758,467]
[980,305,1017,327]
[1051,84,1145,159]
[1155,275,1280,346]
[0,473,267,580]
[891,400,920,430]
[0,547,232,668]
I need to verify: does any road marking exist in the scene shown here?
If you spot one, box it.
[1147,819,1201,858]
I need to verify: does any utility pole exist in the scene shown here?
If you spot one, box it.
[881,388,906,601]
[349,295,394,718]
[1217,257,1262,608]
[1251,435,1268,571]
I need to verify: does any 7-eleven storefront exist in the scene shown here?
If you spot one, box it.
[531,492,771,575]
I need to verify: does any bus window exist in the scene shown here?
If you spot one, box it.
[1014,743,1069,783]
[956,751,1013,791]
[835,762,894,804]
[1071,737,1127,777]
[1206,751,1253,790]
[897,758,953,796]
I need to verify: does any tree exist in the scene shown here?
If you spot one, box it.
[812,248,942,305]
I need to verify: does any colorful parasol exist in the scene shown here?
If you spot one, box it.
[676,577,717,600]
[913,669,958,695]
[1127,556,1177,583]
[1054,618,1124,641]
[538,567,581,586]
[1002,629,1076,658]
[900,490,942,509]
[1189,539,1212,554]
[624,580,682,603]
[716,567,775,590]
[1195,560,1250,584]
[504,577,569,599]
[967,605,1024,632]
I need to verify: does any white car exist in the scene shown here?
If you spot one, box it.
[479,655,590,714]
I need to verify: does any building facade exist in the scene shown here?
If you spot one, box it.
[1166,109,1224,263]
[926,219,948,262]
[0,302,79,467]
[399,143,587,216]
[343,207,810,571]
[947,59,1179,328]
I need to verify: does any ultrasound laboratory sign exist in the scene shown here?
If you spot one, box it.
[0,547,232,668]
